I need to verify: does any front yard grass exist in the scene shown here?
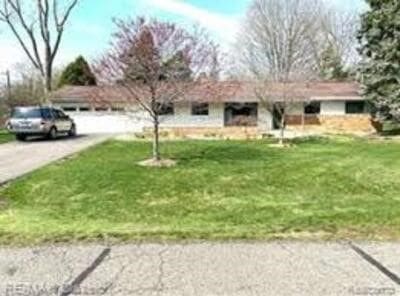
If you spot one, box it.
[1,137,400,244]
[0,129,13,144]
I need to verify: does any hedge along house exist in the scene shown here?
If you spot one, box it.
[50,82,376,137]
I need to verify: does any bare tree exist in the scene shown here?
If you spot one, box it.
[0,63,62,111]
[236,0,321,144]
[318,9,359,67]
[96,17,219,162]
[232,0,359,78]
[311,8,359,78]
[255,82,306,145]
[0,0,80,96]
[238,0,322,80]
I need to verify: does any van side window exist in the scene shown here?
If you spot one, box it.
[52,109,63,119]
[58,110,68,118]
[41,108,53,119]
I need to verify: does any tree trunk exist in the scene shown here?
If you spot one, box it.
[45,72,52,93]
[41,48,52,103]
[44,62,52,100]
[153,117,161,161]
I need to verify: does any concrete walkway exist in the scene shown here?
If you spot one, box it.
[0,135,109,184]
[0,242,399,295]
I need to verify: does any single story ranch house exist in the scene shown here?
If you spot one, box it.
[50,81,376,137]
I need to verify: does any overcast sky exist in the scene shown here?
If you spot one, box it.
[0,0,367,75]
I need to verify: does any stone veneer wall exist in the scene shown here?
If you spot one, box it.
[149,115,376,139]
[145,127,261,140]
[286,115,376,134]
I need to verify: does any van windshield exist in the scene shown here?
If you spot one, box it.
[11,108,42,119]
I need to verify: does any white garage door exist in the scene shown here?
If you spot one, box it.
[66,112,148,134]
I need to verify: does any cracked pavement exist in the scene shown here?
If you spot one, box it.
[0,242,399,296]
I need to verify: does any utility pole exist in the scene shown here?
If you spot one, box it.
[5,70,11,102]
[0,70,11,122]
[1,70,11,102]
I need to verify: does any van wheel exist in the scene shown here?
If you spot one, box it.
[16,134,26,141]
[68,125,77,137]
[48,127,57,140]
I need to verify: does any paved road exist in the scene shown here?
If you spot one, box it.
[0,242,399,296]
[0,135,109,184]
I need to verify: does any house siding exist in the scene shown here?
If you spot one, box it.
[55,96,376,136]
[258,106,273,132]
[159,102,224,128]
[160,102,273,131]
[158,103,271,139]
[321,101,346,115]
[286,103,304,115]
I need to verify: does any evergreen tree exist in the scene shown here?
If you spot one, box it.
[160,51,192,81]
[358,0,400,123]
[121,37,193,84]
[319,45,348,81]
[58,56,97,88]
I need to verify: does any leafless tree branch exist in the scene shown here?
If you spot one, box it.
[0,0,80,96]
[235,0,323,143]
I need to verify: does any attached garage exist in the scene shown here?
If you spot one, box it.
[60,109,147,134]
[50,86,149,134]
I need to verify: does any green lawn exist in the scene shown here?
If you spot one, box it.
[1,138,400,244]
[0,129,13,144]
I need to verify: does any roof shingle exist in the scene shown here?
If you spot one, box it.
[50,81,362,105]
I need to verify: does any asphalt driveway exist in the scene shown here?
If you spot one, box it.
[0,135,109,184]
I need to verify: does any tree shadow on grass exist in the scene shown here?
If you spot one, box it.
[174,144,271,164]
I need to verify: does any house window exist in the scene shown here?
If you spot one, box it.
[95,107,109,112]
[346,101,366,114]
[191,103,209,116]
[156,102,174,116]
[304,102,321,115]
[111,107,125,112]
[224,103,258,126]
[79,107,90,112]
[62,106,77,112]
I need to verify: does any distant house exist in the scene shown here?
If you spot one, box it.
[50,82,376,137]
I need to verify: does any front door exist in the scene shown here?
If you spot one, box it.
[272,105,285,130]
